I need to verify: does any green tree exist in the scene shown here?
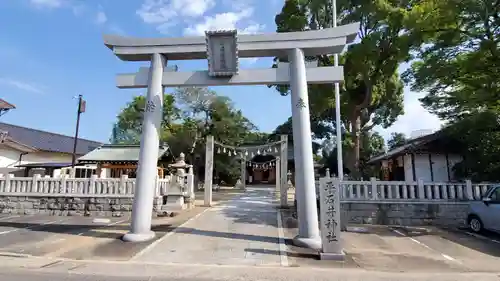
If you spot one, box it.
[269,117,322,153]
[387,132,407,150]
[444,112,500,181]
[170,87,257,185]
[112,88,257,185]
[403,0,500,181]
[403,0,500,121]
[110,94,179,144]
[272,0,420,177]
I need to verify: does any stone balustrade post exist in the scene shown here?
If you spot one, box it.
[120,174,129,194]
[31,174,41,193]
[89,175,97,195]
[417,179,425,199]
[4,174,13,192]
[465,180,474,200]
[370,177,377,200]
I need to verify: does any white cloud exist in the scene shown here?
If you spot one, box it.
[0,78,45,94]
[137,0,263,36]
[137,0,216,24]
[95,10,107,25]
[183,8,257,36]
[30,0,64,8]
[375,88,444,140]
[71,4,86,16]
[239,23,265,64]
[108,24,126,35]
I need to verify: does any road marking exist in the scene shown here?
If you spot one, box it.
[391,227,461,264]
[441,254,456,261]
[93,218,111,224]
[276,211,289,267]
[130,208,210,261]
[0,218,67,235]
[464,231,500,244]
[0,215,20,221]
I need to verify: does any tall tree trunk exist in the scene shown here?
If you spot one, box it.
[353,115,361,179]
[346,111,362,179]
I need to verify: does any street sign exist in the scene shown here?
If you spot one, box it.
[205,30,238,77]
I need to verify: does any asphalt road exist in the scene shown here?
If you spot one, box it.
[2,267,500,281]
[0,270,216,281]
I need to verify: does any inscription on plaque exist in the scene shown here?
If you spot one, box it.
[319,177,342,253]
[205,30,239,77]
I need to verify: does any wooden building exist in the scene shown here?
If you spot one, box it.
[78,144,172,178]
[368,131,464,182]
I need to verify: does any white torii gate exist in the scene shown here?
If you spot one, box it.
[103,22,358,249]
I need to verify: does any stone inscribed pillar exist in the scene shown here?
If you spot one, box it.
[240,156,246,190]
[280,135,288,208]
[319,177,344,260]
[289,48,321,250]
[123,53,165,243]
[204,135,214,206]
[275,157,281,196]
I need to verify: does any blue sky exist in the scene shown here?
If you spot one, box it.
[0,0,442,143]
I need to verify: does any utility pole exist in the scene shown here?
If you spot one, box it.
[71,95,86,170]
[332,0,343,180]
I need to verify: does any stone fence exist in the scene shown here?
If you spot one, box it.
[0,173,194,217]
[318,177,498,232]
[341,201,469,228]
[319,178,494,202]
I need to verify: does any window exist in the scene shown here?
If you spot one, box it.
[74,167,96,178]
[489,187,500,202]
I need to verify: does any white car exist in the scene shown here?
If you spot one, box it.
[467,185,500,233]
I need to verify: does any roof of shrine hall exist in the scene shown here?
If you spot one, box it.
[78,144,170,164]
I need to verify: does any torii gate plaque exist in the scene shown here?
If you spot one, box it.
[103,22,359,249]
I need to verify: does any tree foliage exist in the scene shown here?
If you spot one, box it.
[403,0,500,181]
[387,132,407,150]
[110,94,179,144]
[403,0,500,121]
[272,0,420,177]
[111,87,258,185]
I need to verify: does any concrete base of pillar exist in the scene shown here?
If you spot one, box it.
[320,250,345,261]
[165,195,185,211]
[184,196,195,209]
[292,235,322,250]
[122,230,156,242]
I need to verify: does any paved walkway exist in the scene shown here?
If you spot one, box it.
[134,186,285,266]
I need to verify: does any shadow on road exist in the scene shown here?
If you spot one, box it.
[173,226,280,244]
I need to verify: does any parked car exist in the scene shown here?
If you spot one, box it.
[467,185,500,233]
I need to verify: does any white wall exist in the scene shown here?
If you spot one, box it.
[403,154,413,181]
[0,144,76,177]
[403,153,464,182]
[414,154,432,181]
[431,154,448,182]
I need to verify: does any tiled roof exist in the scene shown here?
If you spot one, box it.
[0,99,15,110]
[78,144,170,163]
[0,122,102,155]
[367,131,441,164]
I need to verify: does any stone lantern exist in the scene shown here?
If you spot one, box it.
[165,153,194,211]
[287,170,294,189]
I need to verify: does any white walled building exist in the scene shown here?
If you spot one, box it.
[369,131,464,182]
[0,122,102,177]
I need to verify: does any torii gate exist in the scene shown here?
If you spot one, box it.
[103,22,359,249]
